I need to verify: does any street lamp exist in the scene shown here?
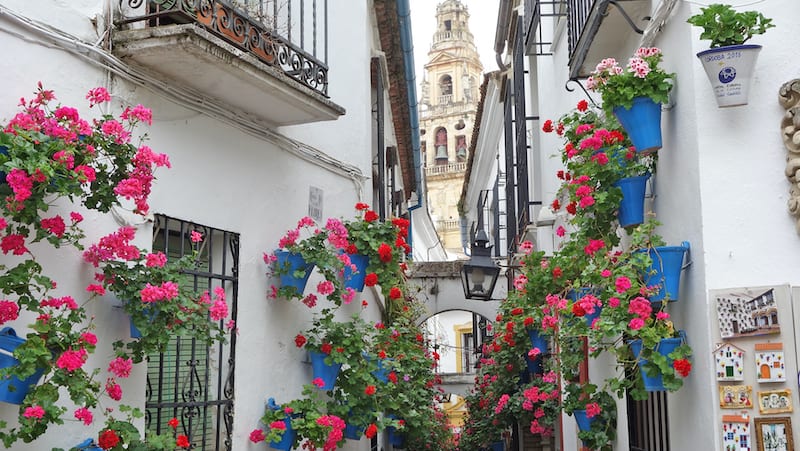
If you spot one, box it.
[461,230,500,300]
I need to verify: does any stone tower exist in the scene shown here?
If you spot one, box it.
[420,0,482,257]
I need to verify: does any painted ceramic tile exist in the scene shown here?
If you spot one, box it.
[715,288,781,339]
[715,342,746,381]
[755,343,786,383]
[720,385,754,409]
[722,415,751,451]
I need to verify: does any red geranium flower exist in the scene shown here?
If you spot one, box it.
[98,430,120,450]
[364,273,378,287]
[542,119,554,133]
[346,244,358,254]
[571,303,586,317]
[365,423,378,438]
[389,287,402,300]
[365,385,376,395]
[577,99,589,111]
[378,243,393,262]
[673,358,692,377]
[355,202,370,211]
[364,210,378,222]
[176,434,190,448]
[294,334,307,348]
[320,343,333,354]
[168,417,179,429]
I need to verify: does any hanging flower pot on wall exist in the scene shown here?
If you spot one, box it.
[697,45,761,107]
[525,329,548,375]
[342,253,370,292]
[309,351,342,390]
[613,97,663,154]
[275,251,314,295]
[615,173,650,228]
[629,332,687,391]
[0,328,44,405]
[639,241,691,302]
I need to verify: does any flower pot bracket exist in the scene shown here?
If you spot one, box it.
[649,241,692,270]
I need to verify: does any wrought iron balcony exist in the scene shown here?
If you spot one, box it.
[113,0,344,126]
[565,0,651,79]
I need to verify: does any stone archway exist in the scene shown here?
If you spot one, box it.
[407,261,507,397]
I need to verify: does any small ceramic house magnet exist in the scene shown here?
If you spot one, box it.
[714,342,745,381]
[754,343,785,383]
[722,415,751,451]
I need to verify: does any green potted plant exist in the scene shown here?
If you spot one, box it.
[587,48,674,154]
[688,3,775,107]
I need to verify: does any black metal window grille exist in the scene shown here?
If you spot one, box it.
[627,391,670,451]
[146,214,239,450]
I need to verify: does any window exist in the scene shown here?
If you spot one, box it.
[627,391,670,451]
[434,127,449,165]
[146,215,239,450]
[455,136,467,162]
[439,75,453,96]
[461,332,474,373]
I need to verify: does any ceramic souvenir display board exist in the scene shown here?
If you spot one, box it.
[721,385,754,409]
[715,288,781,340]
[754,416,794,451]
[715,342,746,381]
[722,415,751,451]
[755,343,786,383]
[757,389,793,415]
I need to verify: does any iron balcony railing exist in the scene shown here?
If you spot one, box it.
[567,0,595,58]
[118,0,330,97]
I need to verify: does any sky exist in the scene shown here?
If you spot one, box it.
[408,0,500,84]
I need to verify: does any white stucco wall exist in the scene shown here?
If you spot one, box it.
[0,1,410,450]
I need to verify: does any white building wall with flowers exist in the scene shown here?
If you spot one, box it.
[0,0,427,450]
[517,1,800,450]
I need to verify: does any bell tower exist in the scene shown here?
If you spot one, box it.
[419,0,483,256]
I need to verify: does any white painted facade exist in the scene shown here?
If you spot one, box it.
[0,1,439,450]
[466,0,800,450]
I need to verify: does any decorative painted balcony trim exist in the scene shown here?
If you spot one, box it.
[119,0,329,97]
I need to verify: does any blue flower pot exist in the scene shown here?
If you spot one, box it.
[386,414,405,448]
[638,242,690,302]
[567,287,602,326]
[366,354,392,383]
[525,329,548,375]
[309,351,342,390]
[613,97,663,154]
[275,251,314,295]
[344,422,364,440]
[266,398,296,450]
[128,307,157,339]
[269,417,296,450]
[629,335,684,391]
[573,409,594,432]
[0,327,43,405]
[614,174,650,227]
[0,145,7,183]
[489,441,505,451]
[342,253,370,291]
[73,438,103,451]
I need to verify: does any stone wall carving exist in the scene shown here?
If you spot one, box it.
[779,79,800,231]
